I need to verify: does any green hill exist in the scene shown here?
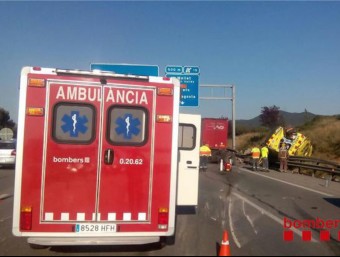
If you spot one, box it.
[237,111,316,128]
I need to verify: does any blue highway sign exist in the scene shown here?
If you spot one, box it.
[167,74,199,107]
[183,66,200,75]
[165,65,183,74]
[165,65,200,107]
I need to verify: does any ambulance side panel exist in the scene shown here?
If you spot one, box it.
[177,114,201,206]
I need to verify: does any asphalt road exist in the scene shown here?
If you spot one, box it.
[0,165,339,256]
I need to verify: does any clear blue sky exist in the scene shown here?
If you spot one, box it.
[1,1,340,122]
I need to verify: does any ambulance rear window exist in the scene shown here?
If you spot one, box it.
[52,103,96,144]
[107,106,148,146]
[178,124,196,150]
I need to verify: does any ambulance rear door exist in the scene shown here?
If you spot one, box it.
[42,81,101,224]
[98,84,156,224]
[41,80,156,227]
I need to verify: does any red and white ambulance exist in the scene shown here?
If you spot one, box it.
[12,66,193,246]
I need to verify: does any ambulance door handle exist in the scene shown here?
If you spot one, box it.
[104,149,114,165]
[186,161,197,169]
[187,166,198,169]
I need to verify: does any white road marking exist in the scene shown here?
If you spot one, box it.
[228,197,242,248]
[239,167,334,197]
[242,200,258,234]
[232,191,318,243]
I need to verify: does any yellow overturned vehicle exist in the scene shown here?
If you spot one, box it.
[266,127,313,157]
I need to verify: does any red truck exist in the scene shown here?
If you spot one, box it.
[201,118,229,163]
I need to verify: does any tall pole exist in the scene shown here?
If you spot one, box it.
[232,85,236,150]
[199,84,236,150]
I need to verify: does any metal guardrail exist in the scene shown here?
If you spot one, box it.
[234,151,340,181]
[287,156,340,180]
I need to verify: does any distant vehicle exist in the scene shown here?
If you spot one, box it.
[0,140,16,168]
[266,127,313,157]
[13,66,200,248]
[201,118,229,162]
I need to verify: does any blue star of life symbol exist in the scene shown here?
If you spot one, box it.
[61,111,89,137]
[115,114,141,140]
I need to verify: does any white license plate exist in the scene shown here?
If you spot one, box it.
[75,223,117,233]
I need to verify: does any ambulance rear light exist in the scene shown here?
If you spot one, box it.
[26,107,44,116]
[156,115,172,123]
[20,206,32,231]
[157,88,173,96]
[158,208,169,230]
[28,78,46,87]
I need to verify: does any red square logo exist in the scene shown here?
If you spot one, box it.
[338,231,340,241]
[302,231,312,241]
[284,230,294,241]
[320,230,330,241]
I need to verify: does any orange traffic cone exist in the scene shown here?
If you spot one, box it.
[219,230,231,256]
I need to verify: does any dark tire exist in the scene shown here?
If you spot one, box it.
[161,235,176,246]
[29,244,49,250]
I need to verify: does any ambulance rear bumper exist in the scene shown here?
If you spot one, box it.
[28,236,160,246]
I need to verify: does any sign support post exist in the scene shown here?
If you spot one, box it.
[200,84,236,150]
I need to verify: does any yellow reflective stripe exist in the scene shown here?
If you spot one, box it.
[200,152,211,156]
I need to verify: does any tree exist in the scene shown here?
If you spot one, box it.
[304,108,313,124]
[260,105,282,130]
[0,107,17,137]
[0,107,10,127]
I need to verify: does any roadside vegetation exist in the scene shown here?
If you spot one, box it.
[0,107,17,137]
[300,115,340,163]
